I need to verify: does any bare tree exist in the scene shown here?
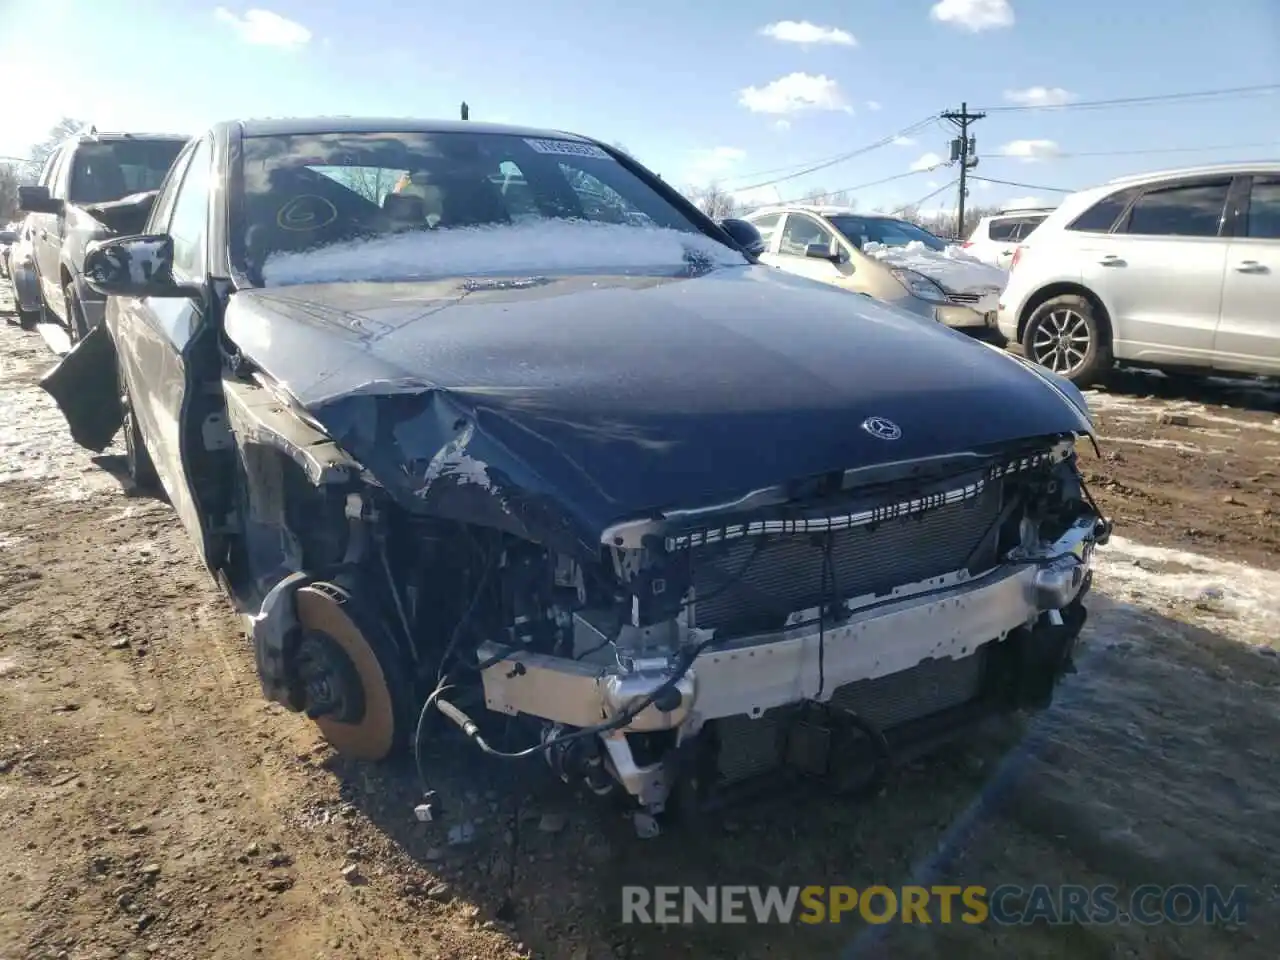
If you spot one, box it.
[685,182,738,219]
[802,187,828,205]
[0,164,20,222]
[827,190,854,209]
[25,117,89,179]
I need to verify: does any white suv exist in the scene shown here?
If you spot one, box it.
[997,163,1280,384]
[963,207,1054,268]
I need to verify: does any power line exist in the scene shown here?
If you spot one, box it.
[730,115,940,192]
[975,83,1280,114]
[892,178,959,216]
[969,175,1076,193]
[773,166,947,206]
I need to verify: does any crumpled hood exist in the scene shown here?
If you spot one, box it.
[224,265,1090,552]
[864,240,1008,295]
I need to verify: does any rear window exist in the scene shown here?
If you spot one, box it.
[987,218,1020,242]
[1066,187,1140,233]
[67,139,188,204]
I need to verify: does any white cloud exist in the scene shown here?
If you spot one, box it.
[892,135,917,147]
[738,73,853,115]
[866,100,882,111]
[688,146,747,177]
[760,20,856,46]
[910,151,945,172]
[977,180,993,191]
[774,120,792,132]
[1000,138,1060,161]
[926,180,940,189]
[1004,195,1045,208]
[214,7,311,48]
[929,0,1014,33]
[1004,86,1074,107]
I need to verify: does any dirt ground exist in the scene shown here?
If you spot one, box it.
[2,307,1279,960]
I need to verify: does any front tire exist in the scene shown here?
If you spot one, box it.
[64,281,90,343]
[1022,294,1111,386]
[118,354,160,492]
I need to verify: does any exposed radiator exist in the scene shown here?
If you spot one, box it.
[687,483,1002,633]
[713,650,988,786]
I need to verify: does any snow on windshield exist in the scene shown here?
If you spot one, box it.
[259,219,746,287]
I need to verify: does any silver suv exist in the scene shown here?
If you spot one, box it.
[997,162,1280,384]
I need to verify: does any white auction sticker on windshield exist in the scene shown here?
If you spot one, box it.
[524,138,611,160]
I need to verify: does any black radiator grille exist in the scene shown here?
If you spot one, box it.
[713,651,988,786]
[687,482,1002,633]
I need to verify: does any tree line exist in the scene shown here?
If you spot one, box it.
[1,117,87,223]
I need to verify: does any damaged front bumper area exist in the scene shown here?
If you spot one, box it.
[477,501,1106,816]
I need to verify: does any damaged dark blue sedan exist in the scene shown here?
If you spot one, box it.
[43,117,1111,827]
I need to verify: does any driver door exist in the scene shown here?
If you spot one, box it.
[113,136,216,555]
[767,213,857,289]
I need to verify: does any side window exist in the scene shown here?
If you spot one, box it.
[1066,188,1139,233]
[779,215,835,256]
[165,138,214,280]
[1119,179,1231,238]
[1015,215,1048,239]
[47,147,72,198]
[987,218,1020,242]
[145,145,196,235]
[1245,177,1280,240]
[37,147,63,187]
[748,213,782,246]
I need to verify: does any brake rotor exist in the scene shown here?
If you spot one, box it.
[294,583,397,761]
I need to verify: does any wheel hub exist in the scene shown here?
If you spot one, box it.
[295,629,366,723]
[292,583,399,761]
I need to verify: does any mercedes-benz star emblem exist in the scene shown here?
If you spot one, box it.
[861,417,902,441]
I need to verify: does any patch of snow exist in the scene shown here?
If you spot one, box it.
[862,239,1007,293]
[1094,536,1280,647]
[261,220,748,288]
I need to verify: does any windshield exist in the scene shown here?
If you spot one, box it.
[67,139,187,204]
[827,215,948,252]
[235,131,745,287]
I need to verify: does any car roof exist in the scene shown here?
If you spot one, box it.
[1104,160,1280,186]
[746,204,905,220]
[222,116,598,143]
[71,131,190,143]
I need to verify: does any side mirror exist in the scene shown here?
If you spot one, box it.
[0,231,17,245]
[717,217,766,257]
[805,242,842,263]
[82,235,199,299]
[18,185,64,216]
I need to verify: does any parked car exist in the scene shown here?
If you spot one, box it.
[963,207,1055,268]
[18,130,189,342]
[4,219,42,327]
[998,163,1280,385]
[42,117,1107,826]
[743,205,1008,333]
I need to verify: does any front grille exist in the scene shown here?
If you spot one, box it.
[947,292,981,304]
[687,482,1001,634]
[713,650,988,785]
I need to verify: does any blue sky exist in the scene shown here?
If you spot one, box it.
[3,0,1278,215]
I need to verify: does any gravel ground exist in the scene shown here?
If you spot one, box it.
[1,305,1279,960]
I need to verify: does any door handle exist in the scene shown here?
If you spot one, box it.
[1234,260,1269,274]
[1098,255,1125,266]
[1000,249,1013,256]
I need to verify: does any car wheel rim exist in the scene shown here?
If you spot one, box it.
[1031,308,1090,375]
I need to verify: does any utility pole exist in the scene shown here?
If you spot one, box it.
[941,102,984,236]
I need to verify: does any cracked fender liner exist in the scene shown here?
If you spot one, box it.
[294,584,397,762]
